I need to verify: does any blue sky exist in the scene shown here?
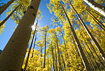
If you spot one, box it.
[0,0,55,50]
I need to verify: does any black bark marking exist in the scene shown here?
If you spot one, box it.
[33,14,35,17]
[12,41,14,42]
[21,69,23,71]
[29,6,35,10]
[8,70,15,71]
[24,11,26,14]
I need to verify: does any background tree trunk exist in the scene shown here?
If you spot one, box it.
[55,46,58,71]
[60,2,92,71]
[44,31,47,68]
[0,4,20,27]
[23,22,38,71]
[86,9,105,30]
[0,0,15,15]
[56,36,62,71]
[83,0,105,16]
[51,43,55,71]
[69,1,105,60]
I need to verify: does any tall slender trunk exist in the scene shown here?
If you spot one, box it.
[69,1,105,60]
[92,11,105,19]
[86,9,105,30]
[56,34,62,71]
[0,0,15,15]
[48,57,49,71]
[61,32,71,70]
[0,0,41,71]
[44,31,47,68]
[87,39,105,68]
[71,35,80,56]
[81,40,95,71]
[83,0,105,16]
[61,32,68,69]
[31,21,38,58]
[61,54,65,68]
[0,4,20,27]
[41,46,42,68]
[23,22,38,71]
[59,2,92,71]
[51,43,55,71]
[81,33,101,70]
[79,30,98,70]
[31,35,37,58]
[55,46,58,71]
[61,32,66,49]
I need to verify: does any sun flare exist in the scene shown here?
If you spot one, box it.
[31,25,35,31]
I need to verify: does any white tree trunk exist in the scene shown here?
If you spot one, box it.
[0,0,41,71]
[0,0,15,15]
[83,0,105,16]
[60,2,92,71]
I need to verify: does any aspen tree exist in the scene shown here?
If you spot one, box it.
[0,4,20,27]
[42,25,49,68]
[86,9,105,31]
[43,32,47,68]
[55,33,62,71]
[83,0,105,16]
[0,0,41,71]
[59,2,92,71]
[0,0,15,15]
[51,42,56,71]
[69,1,105,60]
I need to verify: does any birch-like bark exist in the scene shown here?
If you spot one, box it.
[81,34,101,70]
[0,0,15,15]
[0,0,41,71]
[69,1,105,60]
[59,2,92,71]
[80,40,95,70]
[80,31,98,70]
[83,0,105,16]
[86,9,105,30]
[87,39,105,68]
